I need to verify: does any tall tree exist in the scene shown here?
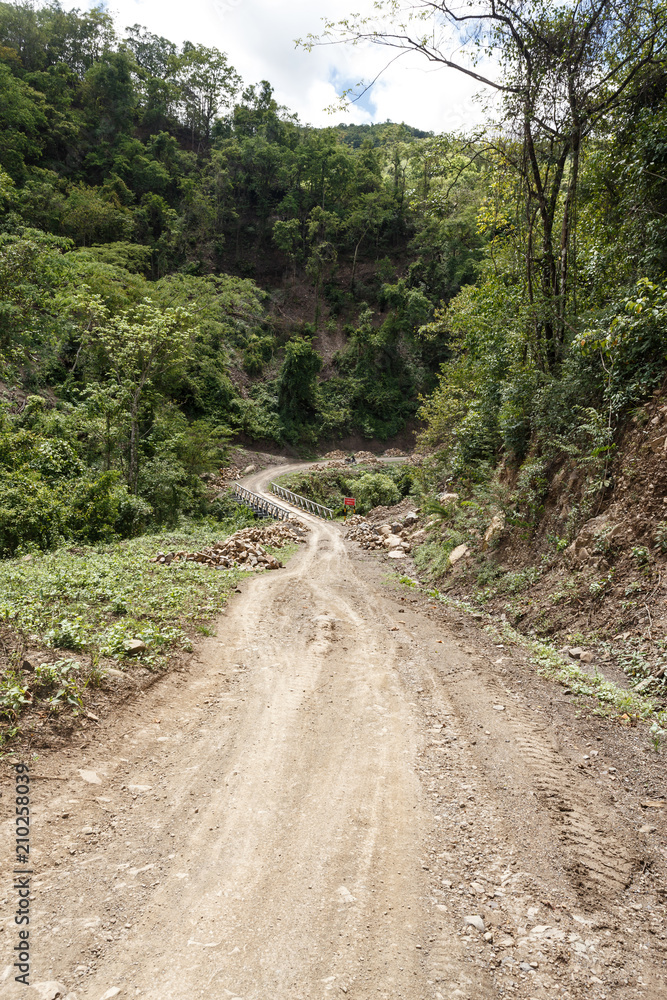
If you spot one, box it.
[310,1,667,367]
[177,43,241,150]
[87,301,194,492]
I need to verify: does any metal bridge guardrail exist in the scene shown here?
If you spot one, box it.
[231,484,293,521]
[269,482,334,520]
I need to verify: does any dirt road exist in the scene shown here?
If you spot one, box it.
[2,464,666,1000]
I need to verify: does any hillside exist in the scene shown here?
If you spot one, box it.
[0,0,666,686]
[1,1,663,561]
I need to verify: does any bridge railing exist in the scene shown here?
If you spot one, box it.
[269,482,333,520]
[231,484,293,521]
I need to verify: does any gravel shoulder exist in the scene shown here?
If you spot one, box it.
[1,464,665,1000]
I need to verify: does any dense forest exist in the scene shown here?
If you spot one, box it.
[1,0,666,554]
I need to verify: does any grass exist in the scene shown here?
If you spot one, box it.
[0,513,264,743]
[0,518,257,660]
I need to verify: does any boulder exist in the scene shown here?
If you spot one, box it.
[403,511,419,526]
[383,534,403,549]
[438,492,459,505]
[648,435,667,453]
[125,639,147,657]
[567,515,623,565]
[483,513,505,550]
[449,544,470,566]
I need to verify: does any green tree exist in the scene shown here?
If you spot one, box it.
[61,184,133,246]
[314,0,667,367]
[0,62,47,181]
[278,338,323,425]
[305,207,340,329]
[178,43,241,150]
[81,49,137,159]
[86,301,195,491]
[273,218,302,278]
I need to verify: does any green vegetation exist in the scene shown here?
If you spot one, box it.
[320,2,667,519]
[0,516,254,662]
[0,1,495,547]
[2,1,667,709]
[275,462,416,514]
[0,513,262,737]
[4,2,662,555]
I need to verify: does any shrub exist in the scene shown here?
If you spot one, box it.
[346,472,400,513]
[66,476,151,543]
[0,466,153,556]
[0,468,66,555]
[114,490,153,537]
[137,456,207,527]
[30,439,84,481]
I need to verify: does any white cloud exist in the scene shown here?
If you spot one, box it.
[70,0,494,132]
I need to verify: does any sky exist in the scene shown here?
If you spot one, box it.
[62,0,495,133]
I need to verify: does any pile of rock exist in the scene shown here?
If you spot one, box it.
[322,449,348,460]
[235,522,308,546]
[202,466,238,491]
[383,447,406,457]
[565,513,623,569]
[151,522,308,572]
[366,498,421,525]
[345,511,422,559]
[309,460,346,471]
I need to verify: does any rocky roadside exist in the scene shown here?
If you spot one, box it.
[345,510,422,558]
[150,521,309,572]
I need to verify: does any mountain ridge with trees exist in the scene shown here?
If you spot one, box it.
[1,0,666,558]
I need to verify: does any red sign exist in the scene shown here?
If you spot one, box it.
[344,497,356,506]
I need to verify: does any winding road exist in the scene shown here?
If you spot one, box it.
[1,461,666,1000]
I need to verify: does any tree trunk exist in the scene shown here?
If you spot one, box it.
[557,105,582,347]
[351,228,368,290]
[105,412,112,472]
[314,270,320,331]
[524,116,571,368]
[128,397,140,494]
